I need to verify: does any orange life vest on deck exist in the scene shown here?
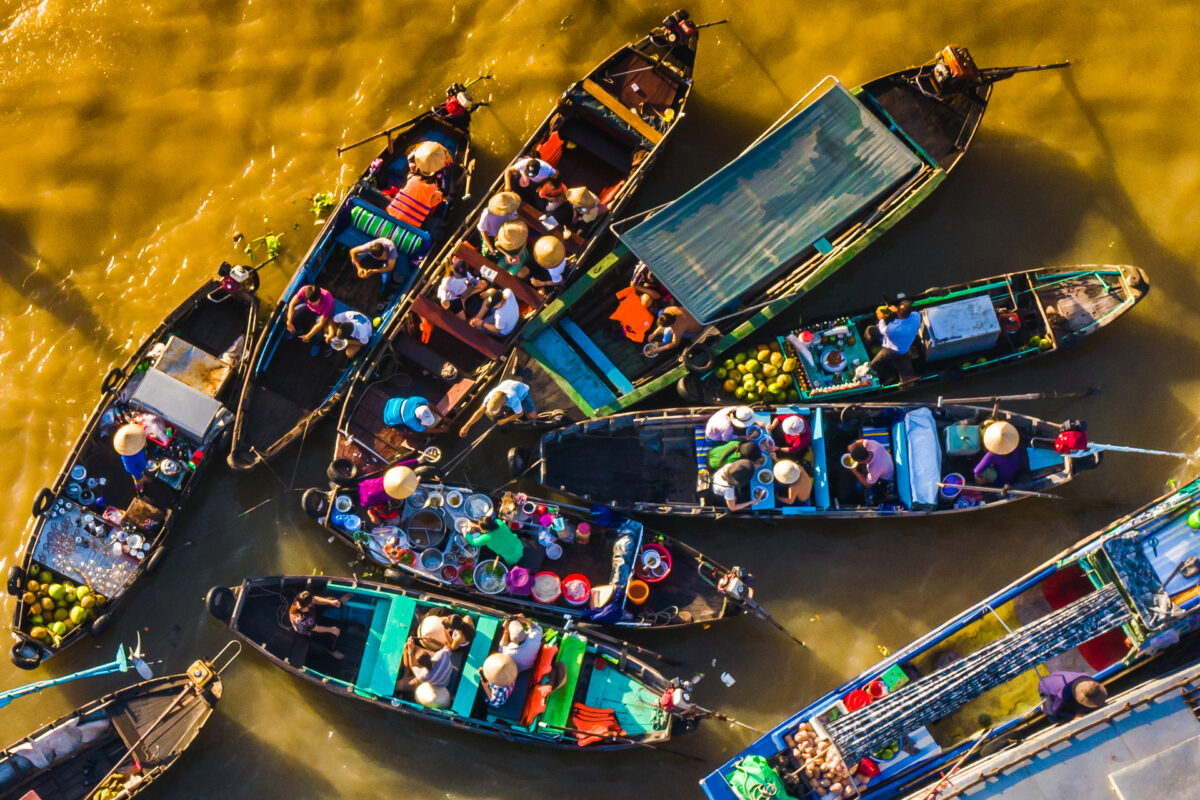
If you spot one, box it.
[388,175,443,229]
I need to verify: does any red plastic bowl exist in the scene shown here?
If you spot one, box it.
[844,689,872,712]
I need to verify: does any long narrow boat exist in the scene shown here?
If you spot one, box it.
[300,480,752,629]
[519,47,1069,418]
[326,13,700,477]
[0,648,231,799]
[227,93,476,471]
[538,403,1101,519]
[6,272,258,669]
[696,264,1149,405]
[207,575,698,749]
[699,477,1200,800]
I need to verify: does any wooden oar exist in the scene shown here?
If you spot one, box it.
[573,622,681,667]
[938,482,1061,500]
[337,74,494,155]
[935,388,1098,405]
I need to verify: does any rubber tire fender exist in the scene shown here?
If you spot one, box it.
[143,546,165,574]
[7,564,25,596]
[89,612,113,637]
[227,446,257,472]
[10,641,42,670]
[32,488,53,517]
[326,458,359,488]
[675,375,702,403]
[682,343,716,375]
[101,368,124,395]
[205,586,236,623]
[301,487,330,519]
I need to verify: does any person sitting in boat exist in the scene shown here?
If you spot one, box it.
[860,301,920,384]
[630,261,670,312]
[768,414,812,459]
[644,306,701,357]
[773,459,813,505]
[505,155,557,194]
[286,284,335,346]
[845,439,894,489]
[1038,671,1108,722]
[566,186,606,230]
[528,236,568,291]
[498,615,544,672]
[538,174,568,214]
[479,652,520,709]
[492,221,531,278]
[711,459,765,512]
[478,192,521,256]
[437,258,480,315]
[350,238,398,284]
[289,590,347,658]
[974,420,1021,486]
[395,639,453,692]
[468,287,520,337]
[322,309,372,359]
[707,440,762,472]
[416,611,475,652]
[465,514,525,567]
[406,140,452,182]
[358,465,419,525]
[705,405,757,443]
[382,395,447,435]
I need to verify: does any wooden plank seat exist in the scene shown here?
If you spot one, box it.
[355,596,418,698]
[515,203,586,254]
[390,335,477,414]
[451,616,501,717]
[411,295,506,361]
[580,78,664,145]
[453,242,543,310]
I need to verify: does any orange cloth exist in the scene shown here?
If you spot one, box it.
[610,286,655,343]
[569,703,625,747]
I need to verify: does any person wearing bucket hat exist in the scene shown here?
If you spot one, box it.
[493,221,531,278]
[711,458,763,512]
[773,459,813,505]
[437,258,479,315]
[705,405,757,443]
[409,140,452,177]
[566,186,606,227]
[499,614,544,671]
[468,287,520,337]
[768,413,812,456]
[528,235,568,289]
[974,420,1021,485]
[505,155,557,192]
[113,423,149,492]
[479,652,520,708]
[478,191,521,254]
[382,395,446,434]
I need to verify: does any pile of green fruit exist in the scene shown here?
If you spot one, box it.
[22,567,105,645]
[1027,334,1053,351]
[712,341,801,403]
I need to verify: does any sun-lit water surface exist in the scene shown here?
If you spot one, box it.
[2,1,1199,797]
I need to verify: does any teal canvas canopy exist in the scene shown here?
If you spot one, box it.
[621,81,923,323]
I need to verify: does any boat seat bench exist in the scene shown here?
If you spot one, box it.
[451,616,501,717]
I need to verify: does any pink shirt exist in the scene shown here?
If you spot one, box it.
[297,285,334,319]
[861,440,894,485]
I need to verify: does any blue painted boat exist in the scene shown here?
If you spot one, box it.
[227,100,475,470]
[700,478,1200,800]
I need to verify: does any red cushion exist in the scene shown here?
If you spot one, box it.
[598,180,625,207]
[532,644,559,684]
[536,132,565,167]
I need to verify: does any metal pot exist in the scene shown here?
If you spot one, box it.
[406,509,446,549]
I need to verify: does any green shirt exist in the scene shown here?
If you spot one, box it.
[465,521,524,566]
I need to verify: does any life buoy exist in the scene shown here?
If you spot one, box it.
[101,368,124,394]
[89,612,113,637]
[144,547,165,574]
[32,488,53,517]
[10,641,41,670]
[301,487,330,519]
[675,375,701,403]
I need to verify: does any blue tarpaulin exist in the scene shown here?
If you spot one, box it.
[621,81,923,323]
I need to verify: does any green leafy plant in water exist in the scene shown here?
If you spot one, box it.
[309,191,336,218]
[244,232,284,263]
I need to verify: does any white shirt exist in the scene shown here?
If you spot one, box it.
[711,464,738,501]
[541,258,567,284]
[493,379,530,413]
[332,311,372,344]
[705,407,738,443]
[499,622,544,671]
[437,275,472,303]
[487,292,520,336]
[511,157,556,185]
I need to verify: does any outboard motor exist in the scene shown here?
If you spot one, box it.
[717,566,755,603]
[660,675,701,717]
[211,262,258,301]
[930,45,981,91]
[652,9,697,46]
[439,83,476,121]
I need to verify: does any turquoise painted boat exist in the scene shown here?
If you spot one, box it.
[207,575,697,749]
[520,47,1069,418]
[700,477,1200,800]
[697,264,1149,405]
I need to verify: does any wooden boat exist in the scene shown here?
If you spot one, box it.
[327,12,700,477]
[0,647,232,800]
[6,272,258,669]
[227,95,476,471]
[207,574,699,749]
[519,47,1071,418]
[300,481,752,629]
[699,477,1200,800]
[538,403,1101,519]
[696,264,1149,405]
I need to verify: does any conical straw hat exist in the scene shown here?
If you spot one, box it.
[487,191,520,216]
[113,424,146,456]
[983,420,1019,455]
[482,652,518,686]
[566,186,598,208]
[495,221,529,252]
[534,236,566,268]
[411,141,450,176]
[383,466,419,500]
[415,681,450,707]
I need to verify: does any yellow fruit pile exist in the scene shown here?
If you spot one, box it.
[712,341,800,403]
[23,566,104,644]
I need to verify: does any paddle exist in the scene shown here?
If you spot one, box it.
[937,482,1061,501]
[935,388,1098,405]
[572,622,681,667]
[337,74,494,155]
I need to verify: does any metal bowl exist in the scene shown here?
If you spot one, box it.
[464,494,493,520]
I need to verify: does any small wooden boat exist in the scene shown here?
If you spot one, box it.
[207,575,699,749]
[697,264,1149,405]
[327,12,700,477]
[6,271,258,669]
[0,646,233,800]
[227,94,476,471]
[699,477,1200,800]
[538,403,1101,519]
[301,481,752,629]
[520,47,1071,418]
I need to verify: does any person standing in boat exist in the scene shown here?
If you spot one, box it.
[1038,671,1108,722]
[349,238,398,284]
[286,284,334,346]
[974,420,1021,485]
[861,301,920,383]
[478,192,521,256]
[458,377,536,437]
[113,423,150,493]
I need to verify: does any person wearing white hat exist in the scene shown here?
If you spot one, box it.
[478,192,521,254]
[459,378,536,438]
[414,681,451,708]
[479,652,520,708]
[382,395,446,434]
[498,614,544,671]
[773,459,813,505]
[974,420,1021,485]
[469,287,520,337]
[704,406,757,444]
[113,423,149,492]
[768,413,812,457]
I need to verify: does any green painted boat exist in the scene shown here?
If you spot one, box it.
[520,47,1069,418]
[207,575,698,749]
[698,264,1149,405]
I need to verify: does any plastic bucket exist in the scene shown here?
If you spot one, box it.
[844,689,871,711]
[940,473,965,499]
[627,579,650,606]
[531,572,562,603]
[440,564,460,583]
[473,560,508,594]
[562,573,592,606]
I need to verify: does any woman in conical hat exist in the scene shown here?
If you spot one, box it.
[494,220,531,278]
[410,140,451,177]
[566,186,606,226]
[529,235,567,289]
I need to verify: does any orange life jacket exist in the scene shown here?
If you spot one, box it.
[388,176,443,229]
